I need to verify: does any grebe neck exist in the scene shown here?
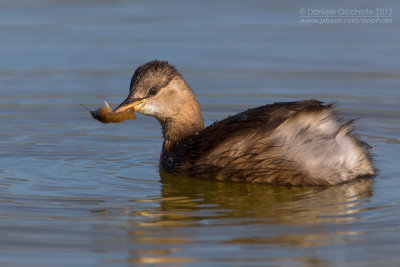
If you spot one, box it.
[161,115,204,151]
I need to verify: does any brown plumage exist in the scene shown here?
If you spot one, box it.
[115,60,376,185]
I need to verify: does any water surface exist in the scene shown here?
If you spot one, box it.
[0,0,399,266]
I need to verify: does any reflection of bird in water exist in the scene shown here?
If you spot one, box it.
[129,173,373,265]
[116,60,375,185]
[158,170,373,225]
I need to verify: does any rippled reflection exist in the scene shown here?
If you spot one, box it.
[122,171,374,264]
[158,170,373,224]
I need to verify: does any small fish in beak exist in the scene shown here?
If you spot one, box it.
[83,101,136,123]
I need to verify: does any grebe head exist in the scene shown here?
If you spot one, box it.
[116,60,204,144]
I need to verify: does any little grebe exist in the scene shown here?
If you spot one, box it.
[115,60,375,185]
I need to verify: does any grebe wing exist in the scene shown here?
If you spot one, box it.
[173,100,335,183]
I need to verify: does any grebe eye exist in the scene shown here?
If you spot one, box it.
[149,87,157,96]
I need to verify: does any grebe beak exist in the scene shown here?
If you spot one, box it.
[115,97,147,113]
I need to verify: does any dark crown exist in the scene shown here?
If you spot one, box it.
[130,60,181,89]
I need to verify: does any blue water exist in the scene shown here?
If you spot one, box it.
[0,0,399,266]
